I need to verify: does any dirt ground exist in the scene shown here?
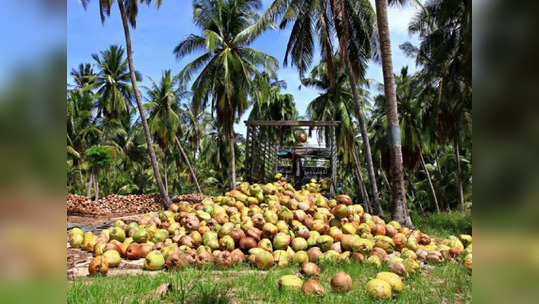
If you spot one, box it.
[68,213,142,226]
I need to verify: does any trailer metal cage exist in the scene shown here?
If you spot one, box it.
[244,120,340,197]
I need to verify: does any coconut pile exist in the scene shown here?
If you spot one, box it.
[67,193,209,216]
[67,193,164,215]
[68,175,472,299]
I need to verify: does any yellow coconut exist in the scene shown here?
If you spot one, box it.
[366,279,392,299]
[376,272,403,292]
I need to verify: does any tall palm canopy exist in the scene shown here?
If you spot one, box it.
[240,0,377,79]
[93,45,140,119]
[81,0,163,28]
[248,72,297,145]
[243,0,383,215]
[304,58,369,161]
[174,0,278,187]
[370,67,435,175]
[144,70,201,193]
[81,0,171,205]
[70,63,97,89]
[402,0,472,209]
[144,70,182,150]
[249,73,296,122]
[303,58,372,209]
[181,102,211,161]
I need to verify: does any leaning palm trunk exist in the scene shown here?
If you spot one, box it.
[352,144,371,213]
[163,154,168,194]
[374,0,413,227]
[382,169,391,189]
[420,150,440,213]
[454,136,465,210]
[343,57,384,217]
[174,136,202,193]
[117,0,170,207]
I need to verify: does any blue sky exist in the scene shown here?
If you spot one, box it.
[67,0,420,136]
[0,1,64,88]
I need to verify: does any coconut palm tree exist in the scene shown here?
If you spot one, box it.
[331,0,384,216]
[249,73,294,121]
[181,102,209,162]
[248,72,297,145]
[394,68,440,213]
[303,58,372,212]
[240,0,384,215]
[67,88,102,195]
[367,0,422,226]
[371,67,440,213]
[86,145,114,201]
[405,0,472,210]
[81,0,170,206]
[92,45,138,119]
[70,63,97,89]
[174,0,278,188]
[144,70,201,193]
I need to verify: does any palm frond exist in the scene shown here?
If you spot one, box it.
[173,34,207,59]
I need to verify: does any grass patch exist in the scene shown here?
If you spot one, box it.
[67,261,471,303]
[411,211,472,238]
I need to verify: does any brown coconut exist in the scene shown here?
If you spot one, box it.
[330,272,352,292]
[302,279,325,295]
[300,262,320,279]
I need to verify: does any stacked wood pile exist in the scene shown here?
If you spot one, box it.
[67,193,211,216]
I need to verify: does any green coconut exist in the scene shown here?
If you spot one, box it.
[278,275,303,290]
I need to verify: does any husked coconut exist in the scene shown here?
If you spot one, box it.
[302,279,325,295]
[330,272,352,292]
[300,262,320,279]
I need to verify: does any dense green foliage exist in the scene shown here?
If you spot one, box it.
[68,0,471,217]
[86,146,114,170]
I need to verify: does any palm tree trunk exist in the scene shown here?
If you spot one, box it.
[320,8,336,89]
[343,57,384,217]
[454,136,465,210]
[175,136,202,193]
[329,0,382,216]
[374,0,413,228]
[229,130,236,189]
[352,144,371,213]
[94,169,99,201]
[117,0,170,207]
[195,135,200,161]
[420,150,440,213]
[163,153,168,194]
[87,172,93,199]
[79,169,84,189]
